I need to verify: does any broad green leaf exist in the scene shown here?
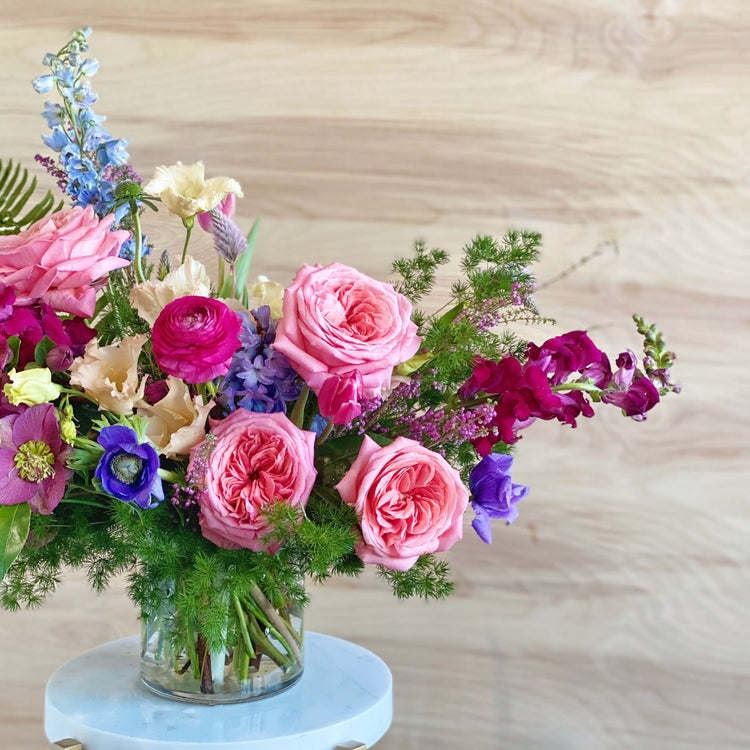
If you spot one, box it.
[34,336,57,367]
[0,503,31,581]
[234,217,260,296]
[5,335,20,370]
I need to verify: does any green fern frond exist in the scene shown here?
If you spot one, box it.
[0,158,63,235]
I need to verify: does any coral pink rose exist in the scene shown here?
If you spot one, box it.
[0,206,130,317]
[336,436,469,571]
[192,410,317,552]
[152,296,242,383]
[272,263,421,398]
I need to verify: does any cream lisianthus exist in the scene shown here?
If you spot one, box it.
[142,161,243,219]
[129,256,212,326]
[136,376,214,458]
[3,368,62,406]
[69,335,148,415]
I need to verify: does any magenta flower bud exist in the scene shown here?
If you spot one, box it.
[45,345,75,373]
[318,371,364,425]
[197,193,237,233]
[144,378,170,405]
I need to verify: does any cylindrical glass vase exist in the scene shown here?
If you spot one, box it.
[140,580,304,704]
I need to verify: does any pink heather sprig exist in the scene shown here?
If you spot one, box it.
[390,402,497,454]
[171,435,216,510]
[454,283,539,332]
[34,153,67,191]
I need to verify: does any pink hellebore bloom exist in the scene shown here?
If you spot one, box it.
[0,403,73,514]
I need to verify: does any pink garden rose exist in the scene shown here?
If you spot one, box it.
[192,410,317,552]
[152,295,242,383]
[336,436,469,571]
[0,206,130,317]
[272,263,421,398]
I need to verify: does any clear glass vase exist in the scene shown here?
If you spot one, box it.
[140,579,304,704]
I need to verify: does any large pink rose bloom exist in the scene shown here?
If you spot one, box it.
[192,410,317,552]
[272,263,421,398]
[336,436,469,571]
[0,206,130,317]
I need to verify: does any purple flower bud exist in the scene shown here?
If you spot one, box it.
[45,345,74,373]
[468,453,529,544]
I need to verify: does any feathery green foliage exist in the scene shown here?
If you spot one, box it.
[0,158,63,235]
[378,555,454,600]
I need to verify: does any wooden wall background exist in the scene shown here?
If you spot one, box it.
[1,2,748,748]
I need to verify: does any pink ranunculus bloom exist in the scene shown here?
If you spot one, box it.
[336,436,469,571]
[152,295,242,383]
[272,263,421,399]
[0,403,73,514]
[318,370,363,425]
[0,206,130,317]
[191,410,317,552]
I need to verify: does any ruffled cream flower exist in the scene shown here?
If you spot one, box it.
[129,256,212,326]
[142,161,243,219]
[136,376,214,458]
[69,335,147,415]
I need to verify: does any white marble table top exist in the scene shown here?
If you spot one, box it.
[45,632,392,750]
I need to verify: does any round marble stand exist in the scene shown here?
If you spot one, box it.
[45,632,392,750]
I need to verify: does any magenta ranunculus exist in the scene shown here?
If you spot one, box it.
[0,403,73,514]
[152,296,242,383]
[191,410,317,552]
[0,206,130,317]
[336,436,469,571]
[272,263,421,399]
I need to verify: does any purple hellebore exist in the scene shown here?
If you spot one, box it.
[95,425,164,509]
[468,453,529,544]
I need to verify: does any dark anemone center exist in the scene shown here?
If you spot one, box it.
[110,452,144,485]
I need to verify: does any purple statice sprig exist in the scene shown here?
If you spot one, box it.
[218,306,301,415]
[207,207,248,265]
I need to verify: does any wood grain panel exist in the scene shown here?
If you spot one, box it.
[1,2,748,748]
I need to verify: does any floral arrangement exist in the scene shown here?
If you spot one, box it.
[0,30,679,695]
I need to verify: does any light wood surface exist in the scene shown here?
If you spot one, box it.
[1,3,748,749]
